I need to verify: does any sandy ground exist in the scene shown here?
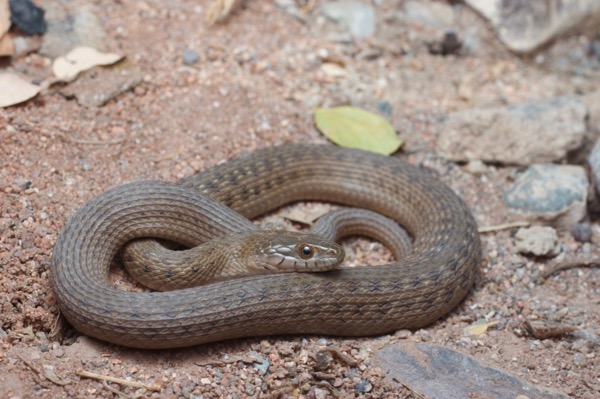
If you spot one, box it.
[1,0,599,398]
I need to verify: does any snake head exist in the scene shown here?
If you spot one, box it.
[248,231,344,273]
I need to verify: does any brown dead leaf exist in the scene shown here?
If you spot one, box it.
[464,320,498,336]
[0,0,10,36]
[0,32,12,56]
[0,74,41,107]
[52,46,124,81]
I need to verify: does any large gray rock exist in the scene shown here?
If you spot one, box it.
[402,1,455,29]
[40,2,107,58]
[587,140,600,213]
[374,343,569,399]
[437,96,587,165]
[321,0,375,39]
[465,0,600,54]
[503,164,589,229]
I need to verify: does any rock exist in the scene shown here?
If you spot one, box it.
[464,160,488,176]
[402,0,455,29]
[321,0,375,39]
[58,66,142,107]
[588,140,600,196]
[438,96,587,165]
[183,48,200,65]
[503,164,588,229]
[40,2,107,58]
[251,353,270,375]
[515,226,561,257]
[464,0,600,54]
[374,343,569,399]
[571,222,592,243]
[585,90,600,133]
[9,0,46,35]
[354,379,373,393]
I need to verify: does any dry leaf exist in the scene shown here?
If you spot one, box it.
[464,320,498,336]
[0,0,10,36]
[0,74,41,107]
[52,46,124,81]
[314,106,403,155]
[0,32,12,56]
[321,62,347,78]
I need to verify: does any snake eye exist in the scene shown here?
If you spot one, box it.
[298,244,314,259]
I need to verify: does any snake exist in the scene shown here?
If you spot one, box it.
[120,207,413,291]
[50,144,482,349]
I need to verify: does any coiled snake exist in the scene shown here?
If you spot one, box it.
[50,144,482,349]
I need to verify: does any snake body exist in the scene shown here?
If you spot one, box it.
[51,145,482,349]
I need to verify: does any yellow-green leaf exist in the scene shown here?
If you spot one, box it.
[314,106,402,155]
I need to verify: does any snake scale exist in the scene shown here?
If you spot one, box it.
[50,144,482,349]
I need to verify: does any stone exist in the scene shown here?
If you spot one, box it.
[503,164,588,229]
[374,343,569,399]
[58,66,142,108]
[585,90,600,133]
[9,0,46,35]
[183,48,200,65]
[571,222,592,243]
[515,226,561,257]
[464,0,600,54]
[588,139,600,191]
[354,379,373,393]
[321,0,375,39]
[438,96,587,165]
[40,2,107,58]
[464,160,488,176]
[403,0,455,29]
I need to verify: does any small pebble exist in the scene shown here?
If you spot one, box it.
[354,379,373,393]
[315,350,333,371]
[394,329,412,339]
[464,160,488,176]
[573,353,586,367]
[571,222,591,242]
[183,48,200,65]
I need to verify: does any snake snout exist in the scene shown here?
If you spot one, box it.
[262,231,345,272]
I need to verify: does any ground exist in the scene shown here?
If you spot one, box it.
[0,0,598,398]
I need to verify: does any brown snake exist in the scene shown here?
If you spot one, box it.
[51,144,482,349]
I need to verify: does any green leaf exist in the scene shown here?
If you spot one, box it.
[314,106,402,155]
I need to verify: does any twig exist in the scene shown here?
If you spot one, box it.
[67,134,125,145]
[18,355,42,374]
[19,356,71,386]
[327,346,358,367]
[76,369,161,392]
[102,380,129,399]
[478,221,530,233]
[541,257,600,279]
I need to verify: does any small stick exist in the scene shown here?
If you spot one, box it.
[541,258,600,279]
[18,355,42,374]
[67,135,125,145]
[102,380,129,399]
[478,221,530,233]
[76,368,161,392]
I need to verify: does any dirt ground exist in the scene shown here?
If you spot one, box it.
[1,0,599,398]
